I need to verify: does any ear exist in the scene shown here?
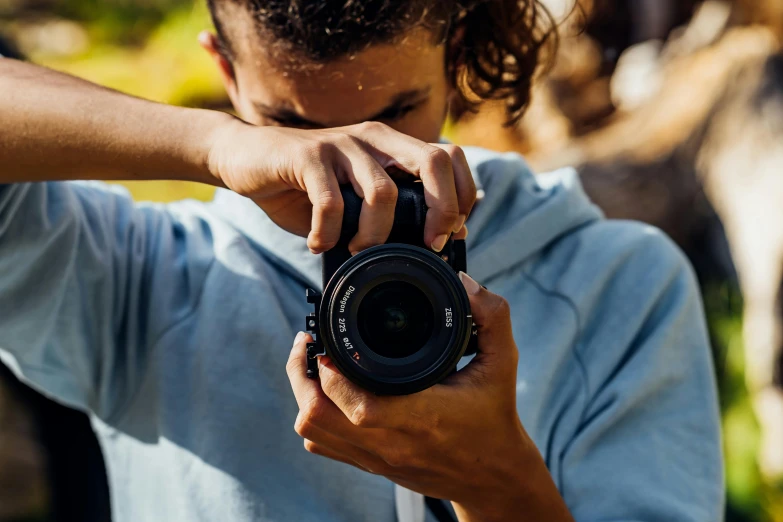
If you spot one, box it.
[199,30,240,103]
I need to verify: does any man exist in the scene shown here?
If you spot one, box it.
[0,1,723,520]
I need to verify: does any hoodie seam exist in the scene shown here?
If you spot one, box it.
[519,268,590,399]
[519,267,590,495]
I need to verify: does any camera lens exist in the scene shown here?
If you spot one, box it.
[320,244,473,395]
[357,281,434,359]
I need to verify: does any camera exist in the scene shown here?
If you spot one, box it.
[304,180,478,395]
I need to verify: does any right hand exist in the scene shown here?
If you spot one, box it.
[206,119,476,255]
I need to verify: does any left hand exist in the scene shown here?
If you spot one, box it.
[286,272,574,522]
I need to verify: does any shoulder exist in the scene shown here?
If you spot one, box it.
[538,219,696,314]
[531,219,708,387]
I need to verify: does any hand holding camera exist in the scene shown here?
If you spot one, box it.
[305,180,478,394]
[207,119,475,254]
[287,277,572,522]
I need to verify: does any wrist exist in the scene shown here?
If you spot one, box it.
[452,435,574,522]
[180,108,237,188]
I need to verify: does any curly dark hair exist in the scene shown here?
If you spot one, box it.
[207,0,557,126]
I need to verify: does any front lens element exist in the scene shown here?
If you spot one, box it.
[357,281,434,359]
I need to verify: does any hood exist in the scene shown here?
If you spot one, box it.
[209,146,602,288]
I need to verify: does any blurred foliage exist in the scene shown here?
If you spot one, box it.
[2,0,783,520]
[705,281,783,522]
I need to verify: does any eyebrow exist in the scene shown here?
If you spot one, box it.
[253,87,431,128]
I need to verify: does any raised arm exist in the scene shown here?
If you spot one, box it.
[0,58,474,253]
[0,58,224,185]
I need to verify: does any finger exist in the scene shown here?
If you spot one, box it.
[302,438,373,472]
[331,143,398,254]
[301,424,392,475]
[458,272,517,365]
[318,357,435,432]
[453,225,468,241]
[287,334,397,453]
[286,332,361,432]
[336,123,459,251]
[286,332,330,407]
[418,144,460,252]
[317,356,380,427]
[431,144,476,232]
[304,161,344,254]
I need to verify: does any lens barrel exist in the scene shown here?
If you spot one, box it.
[319,244,473,395]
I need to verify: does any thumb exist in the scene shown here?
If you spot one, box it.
[459,272,517,365]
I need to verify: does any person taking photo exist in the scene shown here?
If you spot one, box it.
[0,1,723,520]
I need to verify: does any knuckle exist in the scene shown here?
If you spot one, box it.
[309,236,336,253]
[315,189,343,211]
[365,178,398,206]
[349,402,378,428]
[314,190,344,215]
[334,133,359,149]
[358,120,386,133]
[439,207,461,221]
[441,144,462,158]
[422,145,453,171]
[378,446,415,468]
[294,415,314,438]
[308,230,338,252]
[299,397,326,428]
[303,439,321,455]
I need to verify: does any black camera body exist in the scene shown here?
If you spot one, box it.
[305,180,477,395]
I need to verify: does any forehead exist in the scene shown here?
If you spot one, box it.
[232,28,447,126]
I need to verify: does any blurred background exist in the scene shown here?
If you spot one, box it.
[1,0,783,520]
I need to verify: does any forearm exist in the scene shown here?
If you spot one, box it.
[0,58,231,185]
[451,444,575,522]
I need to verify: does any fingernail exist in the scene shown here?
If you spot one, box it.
[294,331,306,344]
[454,214,467,233]
[431,234,449,252]
[459,271,481,295]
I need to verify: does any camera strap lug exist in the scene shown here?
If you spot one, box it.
[305,289,325,379]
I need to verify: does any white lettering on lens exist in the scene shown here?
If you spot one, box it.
[445,307,453,328]
[339,286,356,314]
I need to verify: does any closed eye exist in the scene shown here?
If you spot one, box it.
[375,103,419,122]
[263,115,322,129]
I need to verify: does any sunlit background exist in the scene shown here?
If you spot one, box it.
[1,0,783,520]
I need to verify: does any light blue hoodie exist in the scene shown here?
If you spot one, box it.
[0,147,724,521]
